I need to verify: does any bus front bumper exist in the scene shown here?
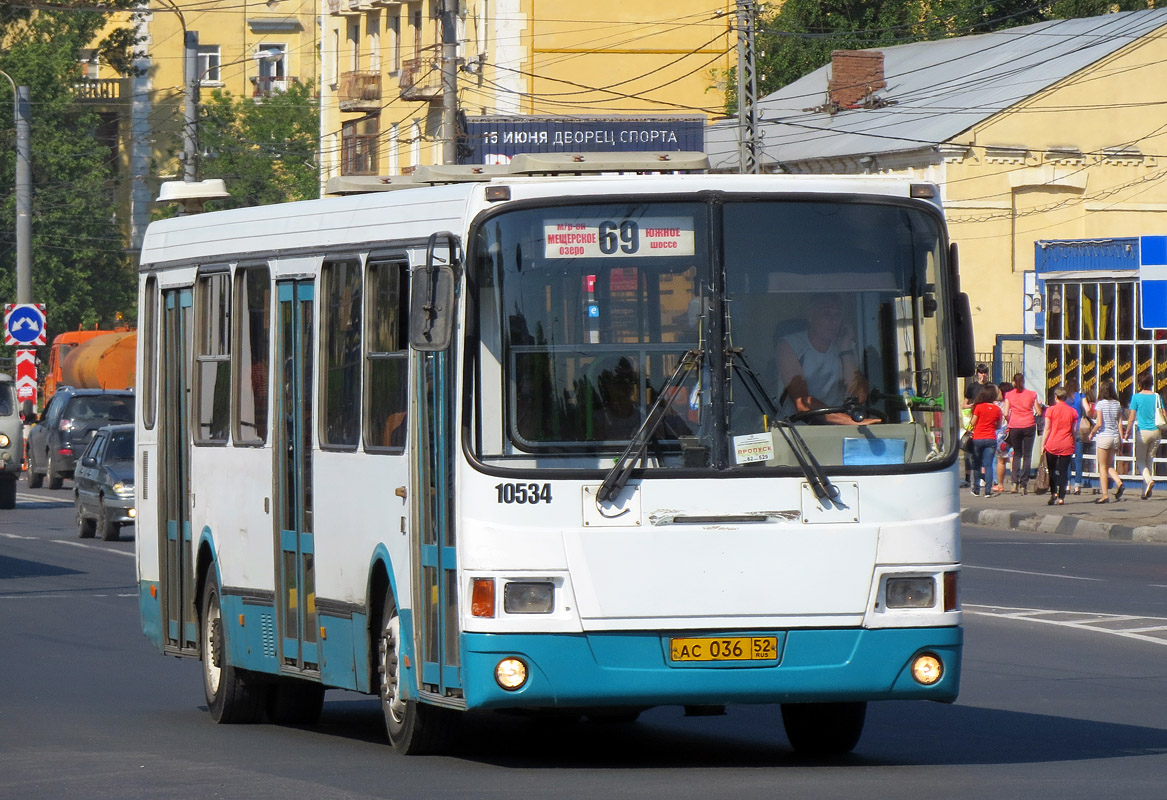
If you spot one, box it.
[461,626,961,710]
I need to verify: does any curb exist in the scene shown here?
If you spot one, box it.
[960,507,1167,543]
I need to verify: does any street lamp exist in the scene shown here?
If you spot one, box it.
[0,68,31,304]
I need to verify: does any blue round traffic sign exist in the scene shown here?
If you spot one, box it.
[5,304,46,345]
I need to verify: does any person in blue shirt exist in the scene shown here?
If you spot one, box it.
[1124,373,1162,500]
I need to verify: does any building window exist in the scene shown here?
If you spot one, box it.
[321,259,362,449]
[347,18,360,72]
[365,259,409,450]
[342,114,379,175]
[197,45,221,84]
[195,272,231,443]
[255,43,288,96]
[79,49,100,79]
[389,13,401,73]
[1045,278,1161,477]
[234,265,270,445]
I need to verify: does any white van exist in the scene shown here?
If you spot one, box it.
[0,373,21,509]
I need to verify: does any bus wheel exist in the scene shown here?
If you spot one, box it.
[267,678,325,725]
[377,589,453,754]
[780,701,867,756]
[201,570,265,724]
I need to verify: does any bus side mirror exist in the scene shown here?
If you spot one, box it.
[409,231,461,352]
[949,242,975,377]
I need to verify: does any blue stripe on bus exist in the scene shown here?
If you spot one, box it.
[459,627,961,709]
[139,581,163,650]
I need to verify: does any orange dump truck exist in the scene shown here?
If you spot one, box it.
[44,329,137,400]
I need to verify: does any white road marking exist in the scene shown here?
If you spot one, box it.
[53,539,134,557]
[15,492,72,505]
[963,564,1104,582]
[966,603,1167,647]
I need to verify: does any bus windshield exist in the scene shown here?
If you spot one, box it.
[470,197,954,472]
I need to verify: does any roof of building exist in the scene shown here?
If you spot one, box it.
[707,9,1167,170]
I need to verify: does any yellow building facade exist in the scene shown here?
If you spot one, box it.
[318,1,732,184]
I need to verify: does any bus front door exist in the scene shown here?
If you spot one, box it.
[275,280,318,671]
[160,287,196,654]
[415,348,461,698]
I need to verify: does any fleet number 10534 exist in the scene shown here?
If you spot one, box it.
[495,483,553,504]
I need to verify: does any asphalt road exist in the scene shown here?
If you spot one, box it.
[2,488,1166,799]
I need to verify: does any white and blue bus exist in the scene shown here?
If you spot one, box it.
[135,153,973,755]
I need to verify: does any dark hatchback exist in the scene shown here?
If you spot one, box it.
[26,388,134,489]
[74,424,135,540]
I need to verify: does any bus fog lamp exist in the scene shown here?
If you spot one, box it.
[885,577,935,608]
[495,658,528,690]
[911,653,943,685]
[503,582,554,614]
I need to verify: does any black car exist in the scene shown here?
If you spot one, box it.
[74,424,135,540]
[26,388,134,489]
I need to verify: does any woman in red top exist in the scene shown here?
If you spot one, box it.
[1040,385,1079,505]
[968,384,1003,497]
[1004,373,1043,495]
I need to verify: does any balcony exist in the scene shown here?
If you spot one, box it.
[73,78,128,102]
[252,75,299,99]
[338,70,382,112]
[399,48,442,102]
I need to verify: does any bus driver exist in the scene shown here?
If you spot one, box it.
[776,293,873,426]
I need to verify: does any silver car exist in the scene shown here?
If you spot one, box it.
[0,374,20,510]
[74,424,135,541]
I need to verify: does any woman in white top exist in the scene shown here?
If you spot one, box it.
[1090,380,1125,503]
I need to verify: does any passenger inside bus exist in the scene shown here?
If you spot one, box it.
[775,293,874,426]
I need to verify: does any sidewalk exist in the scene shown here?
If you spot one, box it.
[960,481,1167,543]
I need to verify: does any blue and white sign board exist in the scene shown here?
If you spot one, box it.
[4,303,47,346]
[1140,235,1167,329]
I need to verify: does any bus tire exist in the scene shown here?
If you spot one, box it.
[378,588,453,755]
[267,678,325,725]
[781,701,866,756]
[201,570,265,724]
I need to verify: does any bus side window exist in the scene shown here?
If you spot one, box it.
[233,265,271,445]
[365,259,409,451]
[195,271,231,443]
[321,258,363,449]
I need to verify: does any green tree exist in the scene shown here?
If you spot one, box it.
[0,3,143,336]
[752,0,1151,103]
[194,81,320,212]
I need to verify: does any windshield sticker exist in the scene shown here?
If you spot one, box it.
[733,431,775,465]
[544,218,695,259]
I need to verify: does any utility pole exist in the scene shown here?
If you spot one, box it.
[735,0,759,174]
[1,71,31,303]
[183,30,200,182]
[439,1,458,165]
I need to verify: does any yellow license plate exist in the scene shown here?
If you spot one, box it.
[670,636,778,662]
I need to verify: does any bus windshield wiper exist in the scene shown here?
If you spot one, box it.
[730,348,839,501]
[597,349,702,504]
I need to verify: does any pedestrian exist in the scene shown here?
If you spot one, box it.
[1039,385,1077,506]
[994,381,1013,493]
[1090,380,1125,503]
[961,363,991,488]
[1004,373,1043,495]
[1065,379,1091,494]
[967,384,1002,497]
[1123,373,1161,500]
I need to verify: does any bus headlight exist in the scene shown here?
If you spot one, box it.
[495,658,528,690]
[0,434,9,447]
[885,577,936,609]
[911,653,944,685]
[503,582,554,614]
